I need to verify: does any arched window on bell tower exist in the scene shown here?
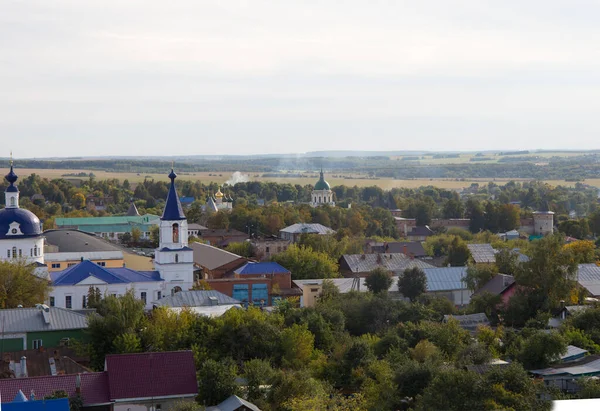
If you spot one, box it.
[172,223,179,243]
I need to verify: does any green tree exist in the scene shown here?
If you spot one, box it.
[243,359,276,405]
[280,323,315,369]
[0,260,50,308]
[398,267,427,302]
[463,264,498,291]
[87,286,102,309]
[113,333,142,354]
[131,227,142,245]
[495,248,519,275]
[149,225,160,247]
[414,369,483,411]
[225,241,253,258]
[197,358,238,406]
[364,267,393,294]
[446,236,471,266]
[272,244,339,280]
[516,331,567,369]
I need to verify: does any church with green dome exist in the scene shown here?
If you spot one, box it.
[311,170,335,207]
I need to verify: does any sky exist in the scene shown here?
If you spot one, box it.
[3,0,600,157]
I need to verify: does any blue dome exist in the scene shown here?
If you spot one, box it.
[0,208,42,239]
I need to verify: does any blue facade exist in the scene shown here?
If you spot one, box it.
[251,284,268,305]
[3,397,69,411]
[232,284,249,302]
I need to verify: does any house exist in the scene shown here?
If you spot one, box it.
[152,290,242,317]
[0,351,198,411]
[443,313,490,331]
[190,242,248,279]
[206,262,300,306]
[54,215,159,242]
[0,305,88,351]
[561,345,588,362]
[406,226,434,241]
[49,260,165,310]
[251,236,290,260]
[365,241,427,258]
[279,223,335,243]
[530,355,600,393]
[467,244,497,264]
[421,267,472,305]
[206,395,262,411]
[339,253,435,277]
[2,395,70,411]
[498,229,520,241]
[197,229,248,247]
[294,278,365,307]
[188,223,208,237]
[473,274,515,297]
[0,347,90,378]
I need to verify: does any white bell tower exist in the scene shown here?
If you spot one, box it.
[153,169,194,295]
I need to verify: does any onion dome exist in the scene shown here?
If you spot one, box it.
[5,164,18,192]
[314,170,331,191]
[215,187,224,198]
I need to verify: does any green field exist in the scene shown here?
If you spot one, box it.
[18,168,600,190]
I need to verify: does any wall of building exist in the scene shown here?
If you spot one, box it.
[46,259,124,272]
[207,278,275,305]
[251,240,290,261]
[0,334,27,351]
[50,283,163,310]
[0,237,45,264]
[26,329,87,350]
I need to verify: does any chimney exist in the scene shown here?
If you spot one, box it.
[75,373,81,395]
[123,262,127,268]
[403,244,408,255]
[20,356,27,378]
[30,390,35,401]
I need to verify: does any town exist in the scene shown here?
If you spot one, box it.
[0,157,600,411]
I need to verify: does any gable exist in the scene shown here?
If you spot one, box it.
[75,275,108,286]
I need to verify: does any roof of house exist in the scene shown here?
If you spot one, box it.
[188,223,208,230]
[104,351,197,401]
[54,215,159,227]
[50,260,162,286]
[0,306,88,333]
[422,267,469,291]
[152,290,241,307]
[444,313,490,329]
[372,241,427,257]
[473,274,515,296]
[0,372,110,405]
[577,264,600,296]
[126,201,140,217]
[279,223,335,235]
[408,226,434,237]
[562,345,589,361]
[44,230,122,253]
[234,262,291,275]
[190,242,245,270]
[206,395,262,411]
[467,243,497,264]
[530,355,600,377]
[0,348,91,378]
[294,278,368,294]
[198,228,248,237]
[341,253,435,273]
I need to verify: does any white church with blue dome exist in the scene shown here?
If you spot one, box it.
[49,168,195,310]
[0,162,47,277]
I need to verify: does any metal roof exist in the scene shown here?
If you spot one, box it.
[55,214,159,227]
[190,242,245,270]
[152,290,241,307]
[44,229,123,253]
[279,223,335,235]
[577,264,600,296]
[422,267,469,292]
[562,345,589,361]
[234,262,291,275]
[0,306,88,333]
[206,395,262,411]
[444,313,490,329]
[341,253,435,273]
[50,260,162,285]
[467,243,497,264]
[531,355,600,377]
[161,169,186,221]
[473,274,515,296]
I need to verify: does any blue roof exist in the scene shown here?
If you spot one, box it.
[13,390,28,403]
[422,267,468,292]
[180,196,195,204]
[0,208,42,239]
[50,260,162,285]
[234,262,290,275]
[161,169,186,221]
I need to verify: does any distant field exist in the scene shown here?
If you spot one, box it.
[17,168,600,190]
[390,151,592,165]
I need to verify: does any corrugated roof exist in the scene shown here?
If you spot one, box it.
[152,290,241,307]
[422,267,469,291]
[105,351,197,400]
[562,345,588,361]
[0,347,91,377]
[51,260,162,285]
[577,264,600,296]
[206,395,262,411]
[55,215,158,227]
[0,307,88,333]
[234,262,290,275]
[44,230,123,253]
[341,254,435,273]
[474,274,515,296]
[444,313,490,329]
[279,223,335,235]
[467,244,497,264]
[0,372,110,405]
[531,355,600,377]
[190,243,245,270]
[408,226,434,237]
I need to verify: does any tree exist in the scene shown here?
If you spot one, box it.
[364,267,393,294]
[225,241,253,258]
[131,227,142,245]
[564,240,596,264]
[414,369,483,411]
[516,331,567,369]
[87,286,102,309]
[398,267,427,302]
[443,196,464,219]
[466,198,486,233]
[446,237,471,266]
[197,358,238,406]
[271,245,339,280]
[243,359,276,404]
[71,192,86,209]
[280,323,315,369]
[463,264,498,291]
[0,260,50,308]
[149,225,160,247]
[495,248,519,275]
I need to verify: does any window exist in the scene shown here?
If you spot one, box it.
[157,291,162,300]
[51,263,61,269]
[265,246,270,253]
[252,283,268,306]
[12,247,17,259]
[30,249,33,257]
[68,263,76,267]
[10,197,15,206]
[32,339,43,350]
[175,254,179,263]
[232,284,249,302]
[96,262,106,267]
[82,295,87,308]
[141,292,147,304]
[34,245,38,256]
[172,223,180,243]
[65,296,72,309]
[277,246,282,252]
[18,249,22,257]
[6,250,9,258]
[49,296,55,307]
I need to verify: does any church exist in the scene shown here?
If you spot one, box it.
[0,162,48,278]
[206,186,233,212]
[48,168,195,310]
[310,169,335,207]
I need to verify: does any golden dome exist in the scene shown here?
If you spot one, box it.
[215,187,224,198]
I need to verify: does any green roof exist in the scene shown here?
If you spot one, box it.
[55,214,159,227]
[76,223,155,233]
[314,171,330,191]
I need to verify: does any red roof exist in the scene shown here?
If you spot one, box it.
[0,372,110,405]
[105,351,197,400]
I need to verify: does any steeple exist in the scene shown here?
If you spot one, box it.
[161,169,186,220]
[126,199,140,216]
[5,154,19,208]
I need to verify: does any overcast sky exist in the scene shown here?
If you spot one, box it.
[3,0,600,157]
